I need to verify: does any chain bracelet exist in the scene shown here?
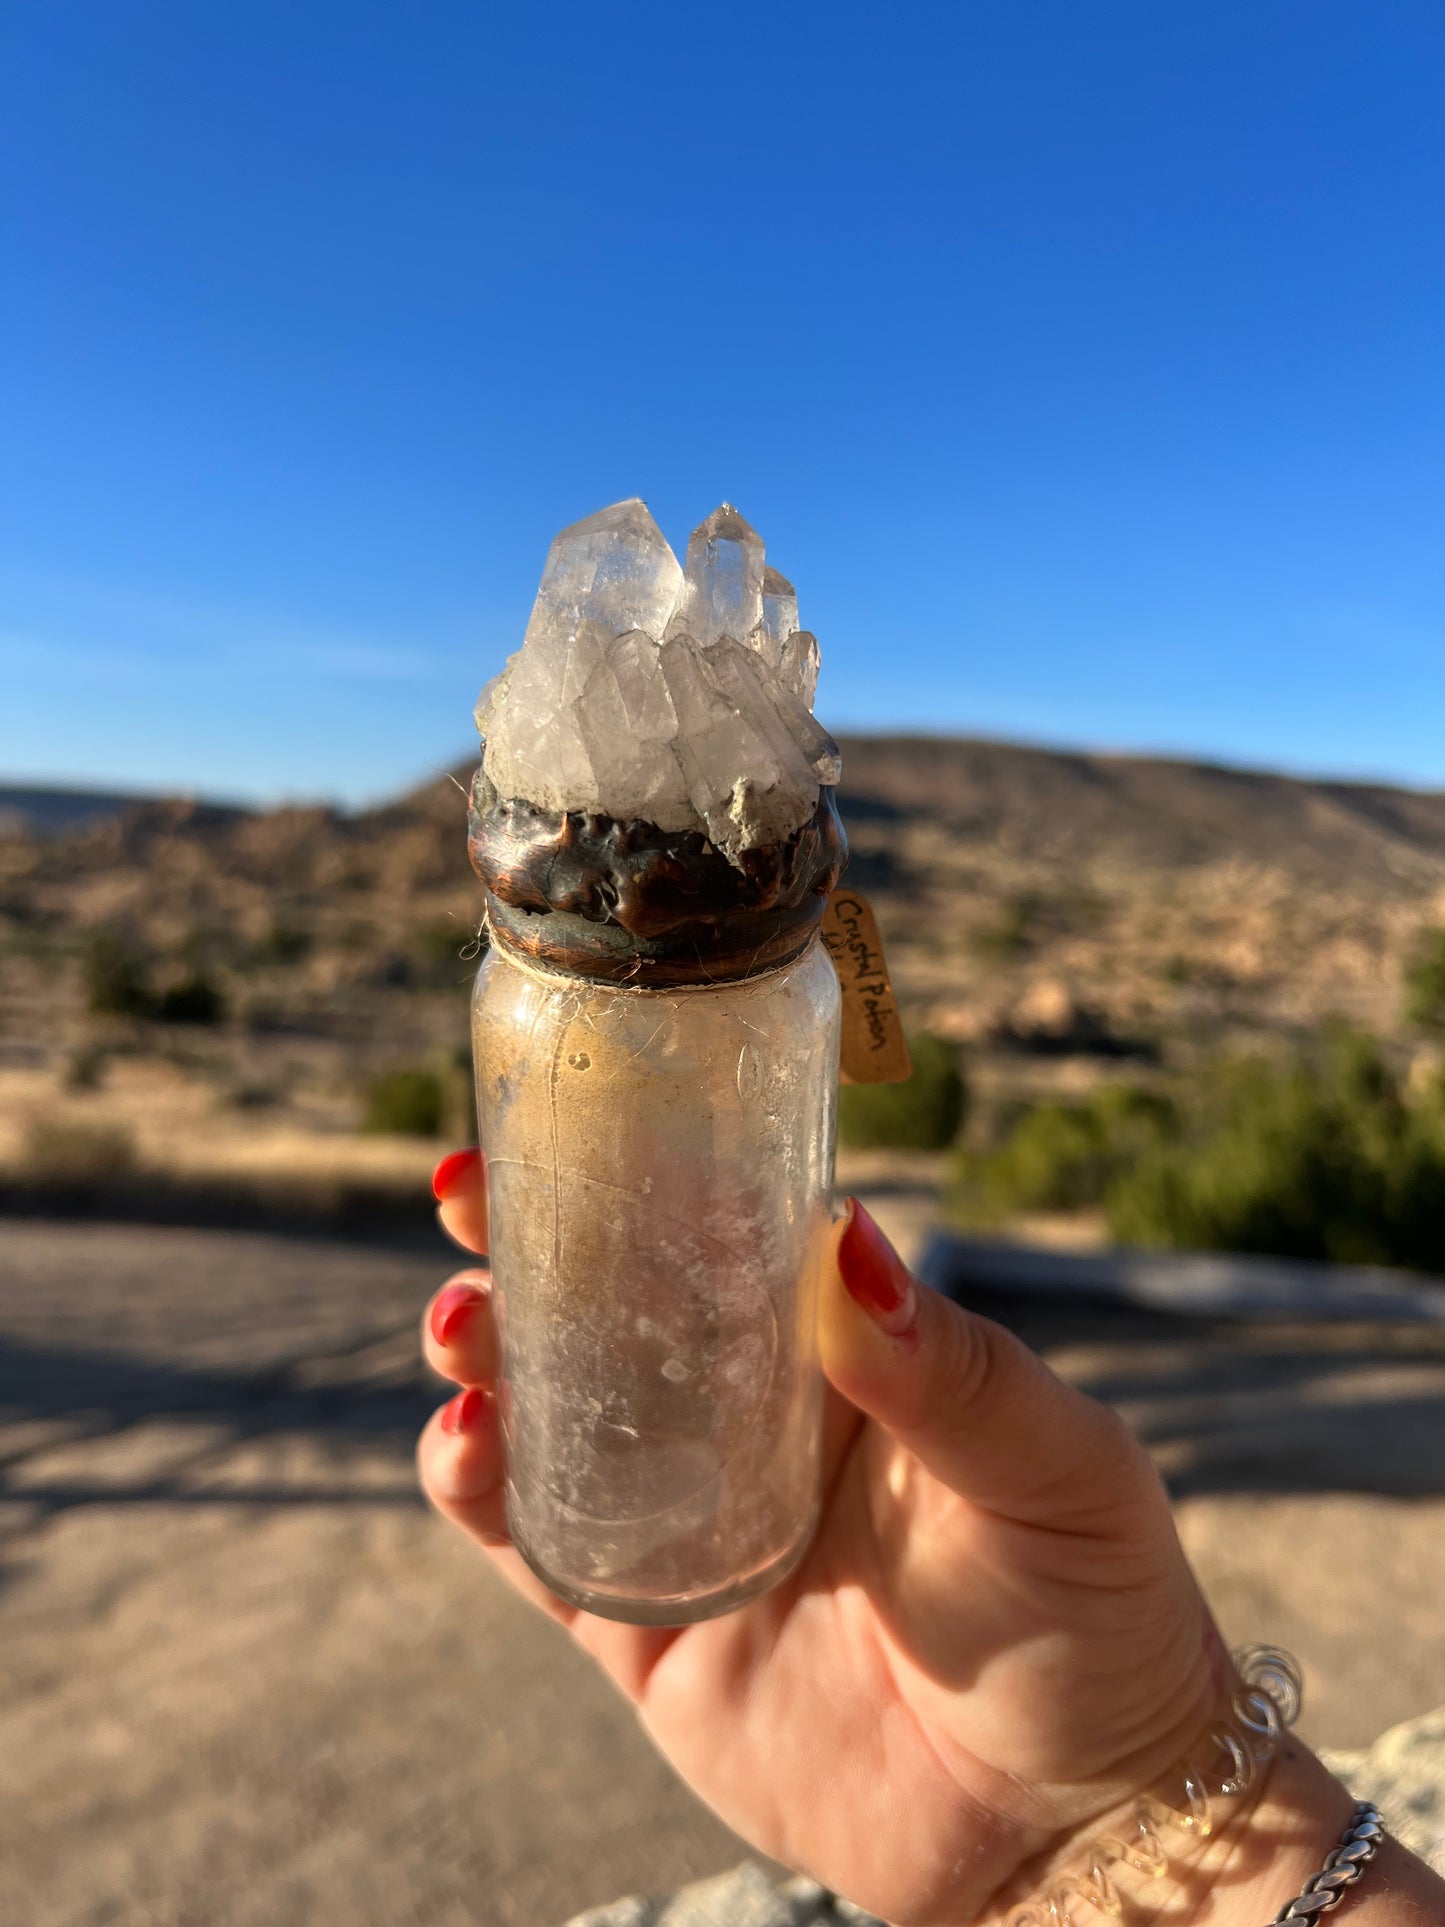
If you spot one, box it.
[1005,1645,1305,1927]
[1270,1800,1383,1923]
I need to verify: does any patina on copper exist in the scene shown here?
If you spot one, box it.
[468,769,848,986]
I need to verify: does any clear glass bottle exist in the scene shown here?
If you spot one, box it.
[472,936,840,1625]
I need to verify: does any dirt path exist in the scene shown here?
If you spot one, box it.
[3,1217,1443,1926]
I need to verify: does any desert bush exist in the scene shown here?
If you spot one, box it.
[947,1027,1445,1269]
[1107,1027,1445,1270]
[223,1080,282,1110]
[837,1033,967,1151]
[1403,929,1445,1035]
[412,919,484,988]
[416,920,468,963]
[950,1083,1176,1222]
[254,924,312,966]
[440,1045,478,1142]
[969,894,1038,963]
[363,1066,446,1137]
[155,974,226,1025]
[63,1044,109,1091]
[21,1118,137,1183]
[375,955,415,990]
[83,931,154,1017]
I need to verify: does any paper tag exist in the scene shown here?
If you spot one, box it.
[821,888,912,1085]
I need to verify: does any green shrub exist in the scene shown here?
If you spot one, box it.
[255,924,312,966]
[155,975,226,1025]
[83,932,154,1017]
[224,1080,282,1110]
[363,1067,447,1137]
[411,920,486,989]
[837,1033,967,1151]
[441,1045,478,1143]
[64,1044,109,1092]
[416,920,467,963]
[1106,1027,1445,1271]
[1403,930,1445,1034]
[950,1083,1177,1223]
[969,894,1038,963]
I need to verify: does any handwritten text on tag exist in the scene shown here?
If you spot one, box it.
[821,888,912,1085]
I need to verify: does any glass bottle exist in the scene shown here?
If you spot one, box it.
[469,789,845,1625]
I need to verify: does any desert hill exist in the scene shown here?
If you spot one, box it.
[833,737,1445,888]
[0,785,226,839]
[10,732,1445,886]
[2,737,1443,1114]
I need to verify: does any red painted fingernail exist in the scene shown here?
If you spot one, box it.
[838,1199,919,1343]
[430,1283,485,1347]
[439,1387,488,1437]
[432,1148,483,1202]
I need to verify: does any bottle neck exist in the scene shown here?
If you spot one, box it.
[483,889,825,988]
[470,778,847,990]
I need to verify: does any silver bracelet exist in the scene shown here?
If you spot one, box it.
[1270,1800,1384,1923]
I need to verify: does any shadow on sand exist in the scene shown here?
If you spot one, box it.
[5,1294,1445,1526]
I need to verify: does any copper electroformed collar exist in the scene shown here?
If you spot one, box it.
[468,770,848,988]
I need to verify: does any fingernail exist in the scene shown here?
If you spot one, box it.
[432,1148,483,1202]
[439,1387,489,1437]
[838,1198,919,1343]
[430,1283,485,1347]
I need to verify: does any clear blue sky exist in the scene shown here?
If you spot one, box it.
[3,0,1441,806]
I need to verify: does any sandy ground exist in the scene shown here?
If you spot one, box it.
[3,1209,1444,1927]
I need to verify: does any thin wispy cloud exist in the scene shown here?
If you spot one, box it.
[2,603,447,687]
[293,641,443,681]
[0,632,172,679]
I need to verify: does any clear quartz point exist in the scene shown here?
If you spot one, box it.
[576,630,693,828]
[776,628,821,709]
[659,636,815,857]
[473,669,506,738]
[484,623,604,812]
[682,504,765,645]
[526,498,683,650]
[760,566,799,647]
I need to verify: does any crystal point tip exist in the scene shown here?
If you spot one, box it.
[692,502,761,544]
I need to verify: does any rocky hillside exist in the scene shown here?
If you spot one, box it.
[838,737,1445,886]
[3,737,1444,1104]
[833,738,1445,1058]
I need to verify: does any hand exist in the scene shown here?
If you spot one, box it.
[417,1150,1442,1925]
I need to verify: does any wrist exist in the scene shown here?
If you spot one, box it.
[1186,1742,1442,1927]
[1178,1740,1355,1926]
[980,1742,1442,1927]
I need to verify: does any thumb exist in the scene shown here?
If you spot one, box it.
[819,1199,1152,1526]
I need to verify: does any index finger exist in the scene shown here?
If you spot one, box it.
[431,1147,489,1253]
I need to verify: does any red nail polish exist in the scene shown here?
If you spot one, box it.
[440,1387,488,1437]
[838,1199,919,1341]
[432,1147,483,1202]
[430,1283,484,1347]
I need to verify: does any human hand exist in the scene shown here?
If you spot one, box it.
[418,1147,1250,1924]
[416,1148,1445,1919]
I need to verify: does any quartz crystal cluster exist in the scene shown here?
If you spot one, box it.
[477,500,840,861]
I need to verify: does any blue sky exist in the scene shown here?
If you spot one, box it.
[2,0,1441,806]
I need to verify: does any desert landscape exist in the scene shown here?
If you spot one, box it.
[4,736,1445,1923]
[6,734,1445,1222]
